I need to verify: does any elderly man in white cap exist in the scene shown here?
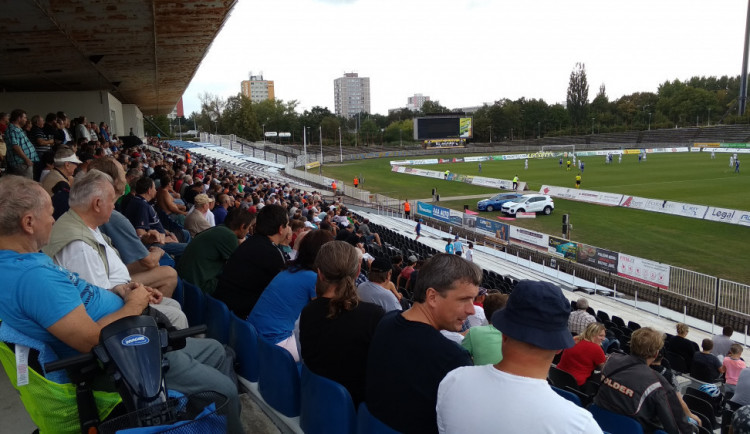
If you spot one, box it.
[184,193,213,237]
[41,146,81,195]
[437,280,603,434]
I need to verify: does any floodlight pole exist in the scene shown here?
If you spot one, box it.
[339,126,343,162]
[740,0,750,115]
[303,126,308,172]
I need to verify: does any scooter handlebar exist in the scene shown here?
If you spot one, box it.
[167,325,206,341]
[44,325,207,373]
[44,352,96,373]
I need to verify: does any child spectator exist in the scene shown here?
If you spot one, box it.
[725,344,747,393]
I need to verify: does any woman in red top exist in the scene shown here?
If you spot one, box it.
[556,322,607,386]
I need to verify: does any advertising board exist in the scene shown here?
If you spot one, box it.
[704,207,750,226]
[540,185,623,206]
[508,226,549,251]
[619,196,708,219]
[548,236,577,260]
[576,244,619,273]
[617,253,670,289]
[475,217,509,241]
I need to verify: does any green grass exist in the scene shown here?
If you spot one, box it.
[319,151,750,284]
[418,152,749,209]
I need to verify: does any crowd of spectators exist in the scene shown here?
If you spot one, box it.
[4,107,750,434]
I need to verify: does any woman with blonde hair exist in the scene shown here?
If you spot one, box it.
[556,322,607,386]
[299,241,385,405]
[667,322,698,371]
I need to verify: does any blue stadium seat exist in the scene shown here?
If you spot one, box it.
[172,277,185,307]
[300,364,356,434]
[181,281,205,326]
[258,337,300,417]
[356,402,400,434]
[551,385,582,407]
[203,294,231,344]
[229,314,260,382]
[588,404,644,434]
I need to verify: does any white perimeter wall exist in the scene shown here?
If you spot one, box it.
[0,90,143,138]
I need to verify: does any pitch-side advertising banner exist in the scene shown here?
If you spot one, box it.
[403,167,444,179]
[416,201,433,218]
[449,209,463,225]
[617,253,670,289]
[540,185,623,206]
[474,217,509,241]
[619,196,708,219]
[390,159,439,166]
[509,226,549,251]
[576,244,619,273]
[471,176,516,190]
[704,207,750,226]
[548,236,577,260]
[431,205,451,223]
[417,202,451,223]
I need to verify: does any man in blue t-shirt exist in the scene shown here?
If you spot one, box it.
[124,176,187,258]
[366,254,481,434]
[0,176,244,433]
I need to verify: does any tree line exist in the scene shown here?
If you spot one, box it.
[146,65,750,146]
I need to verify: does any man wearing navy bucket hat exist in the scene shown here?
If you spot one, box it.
[437,280,602,433]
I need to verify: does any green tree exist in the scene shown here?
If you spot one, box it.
[222,94,258,139]
[383,119,413,145]
[197,92,227,134]
[254,99,299,144]
[591,84,617,131]
[144,114,170,137]
[420,100,450,115]
[359,118,379,145]
[566,62,589,131]
[386,108,416,125]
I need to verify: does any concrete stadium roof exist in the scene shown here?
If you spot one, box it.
[0,0,236,115]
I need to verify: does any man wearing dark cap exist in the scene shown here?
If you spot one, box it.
[366,254,480,434]
[357,257,402,312]
[437,280,602,434]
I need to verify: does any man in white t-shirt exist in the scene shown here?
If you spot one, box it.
[43,169,187,328]
[437,280,603,434]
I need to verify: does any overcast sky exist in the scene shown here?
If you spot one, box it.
[181,0,749,117]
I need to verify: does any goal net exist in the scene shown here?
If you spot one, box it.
[540,144,575,158]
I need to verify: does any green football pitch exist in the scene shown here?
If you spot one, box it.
[319,151,750,284]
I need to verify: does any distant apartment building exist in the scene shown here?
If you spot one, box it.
[334,72,371,118]
[241,73,275,103]
[407,93,430,111]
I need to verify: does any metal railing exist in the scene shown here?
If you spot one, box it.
[668,267,718,305]
[719,279,750,315]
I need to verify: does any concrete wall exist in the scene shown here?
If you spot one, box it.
[122,104,144,138]
[0,90,144,138]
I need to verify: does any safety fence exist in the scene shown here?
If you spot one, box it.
[284,162,750,319]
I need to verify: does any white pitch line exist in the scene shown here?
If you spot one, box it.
[603,175,740,189]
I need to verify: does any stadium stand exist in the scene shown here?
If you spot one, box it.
[4,112,750,433]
